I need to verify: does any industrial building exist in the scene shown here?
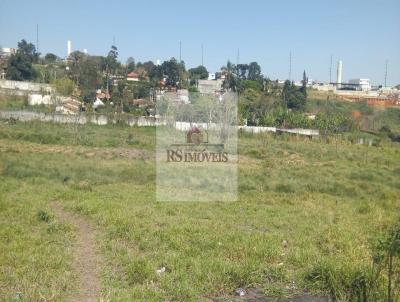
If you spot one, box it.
[347,79,371,91]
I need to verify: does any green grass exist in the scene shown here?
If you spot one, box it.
[0,120,399,301]
[306,90,400,133]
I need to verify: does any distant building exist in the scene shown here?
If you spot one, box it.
[161,89,190,104]
[127,72,140,82]
[0,47,16,59]
[197,79,223,94]
[348,79,371,91]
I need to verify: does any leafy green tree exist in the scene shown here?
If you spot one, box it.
[301,70,307,98]
[287,90,306,110]
[52,77,75,96]
[6,53,36,80]
[104,45,119,76]
[44,53,58,64]
[177,60,188,89]
[126,57,135,73]
[221,61,238,92]
[237,79,263,93]
[282,80,307,111]
[248,62,262,82]
[161,58,180,87]
[6,39,40,81]
[188,65,208,86]
[17,39,39,63]
[189,65,208,80]
[237,64,248,79]
[68,51,103,101]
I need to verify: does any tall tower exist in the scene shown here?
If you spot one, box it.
[201,44,204,66]
[67,40,72,57]
[289,51,292,81]
[179,40,182,62]
[337,60,343,88]
[36,24,39,53]
[384,60,388,88]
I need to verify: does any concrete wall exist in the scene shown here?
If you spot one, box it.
[0,80,53,93]
[198,79,223,94]
[28,94,70,105]
[0,110,319,137]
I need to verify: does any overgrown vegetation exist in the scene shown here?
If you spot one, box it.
[0,120,399,301]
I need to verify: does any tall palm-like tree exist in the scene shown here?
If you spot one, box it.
[221,60,238,92]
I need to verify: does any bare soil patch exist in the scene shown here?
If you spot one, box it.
[51,202,101,302]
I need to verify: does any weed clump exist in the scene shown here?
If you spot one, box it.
[37,210,51,222]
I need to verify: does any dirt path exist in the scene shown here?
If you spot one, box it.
[52,202,101,302]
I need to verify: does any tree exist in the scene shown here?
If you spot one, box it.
[44,53,58,64]
[237,64,248,79]
[161,58,180,87]
[6,53,35,80]
[148,64,163,87]
[237,79,263,93]
[52,77,75,96]
[126,57,135,72]
[282,80,306,111]
[105,45,119,75]
[221,61,238,92]
[189,65,209,85]
[301,70,307,98]
[282,80,292,105]
[68,51,103,101]
[248,62,262,82]
[287,90,306,111]
[17,39,39,63]
[6,39,39,81]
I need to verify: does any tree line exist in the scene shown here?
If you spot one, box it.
[2,39,357,132]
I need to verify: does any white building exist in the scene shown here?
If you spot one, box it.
[337,60,343,88]
[348,78,371,91]
[0,47,16,59]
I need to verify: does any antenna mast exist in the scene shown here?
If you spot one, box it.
[201,44,204,66]
[179,40,182,62]
[384,59,388,87]
[36,24,39,53]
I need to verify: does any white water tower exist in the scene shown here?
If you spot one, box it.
[67,40,72,57]
[337,60,343,88]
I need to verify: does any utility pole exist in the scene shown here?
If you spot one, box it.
[329,55,333,83]
[289,51,292,81]
[384,59,388,87]
[36,24,39,53]
[201,44,204,66]
[179,40,182,62]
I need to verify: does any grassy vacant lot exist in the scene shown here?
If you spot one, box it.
[0,120,399,301]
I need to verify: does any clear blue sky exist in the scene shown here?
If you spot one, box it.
[1,0,399,85]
